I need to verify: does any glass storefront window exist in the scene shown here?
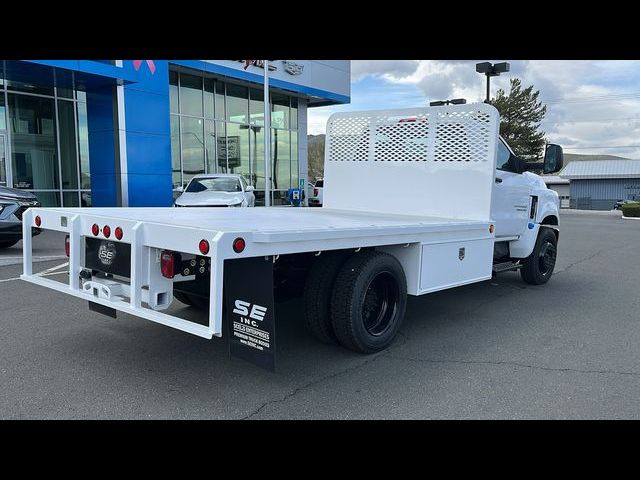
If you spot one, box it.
[169,69,299,203]
[179,73,203,117]
[5,61,55,96]
[271,93,290,130]
[58,100,78,190]
[8,94,59,190]
[249,88,264,126]
[0,95,5,130]
[63,191,79,207]
[181,116,205,185]
[204,119,216,173]
[1,65,89,206]
[77,100,90,189]
[32,192,61,207]
[204,78,215,119]
[226,84,248,124]
[291,97,298,131]
[170,114,181,188]
[215,81,225,120]
[291,131,299,189]
[272,129,290,191]
[55,69,74,99]
[226,123,251,182]
[215,121,227,173]
[169,70,179,114]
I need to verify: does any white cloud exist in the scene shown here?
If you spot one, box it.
[308,60,640,157]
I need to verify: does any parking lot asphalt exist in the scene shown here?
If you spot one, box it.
[1,211,640,419]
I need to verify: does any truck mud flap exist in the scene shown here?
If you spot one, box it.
[225,257,276,371]
[88,301,117,318]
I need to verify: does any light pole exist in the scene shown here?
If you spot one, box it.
[475,62,510,103]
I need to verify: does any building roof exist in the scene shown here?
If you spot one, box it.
[560,159,640,180]
[542,175,570,185]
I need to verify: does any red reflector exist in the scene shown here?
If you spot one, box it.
[92,224,99,236]
[314,188,318,196]
[233,237,246,253]
[199,239,210,255]
[160,251,175,279]
[35,215,41,227]
[103,225,111,238]
[65,235,70,257]
[115,227,123,240]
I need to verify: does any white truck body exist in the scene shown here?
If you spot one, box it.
[20,103,559,367]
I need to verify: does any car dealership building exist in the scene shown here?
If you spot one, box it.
[0,60,350,207]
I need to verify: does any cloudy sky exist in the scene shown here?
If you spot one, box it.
[307,60,640,158]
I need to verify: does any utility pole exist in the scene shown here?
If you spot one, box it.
[263,60,271,207]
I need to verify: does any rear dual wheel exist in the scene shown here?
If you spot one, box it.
[304,250,407,354]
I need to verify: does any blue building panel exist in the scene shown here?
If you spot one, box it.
[126,174,173,207]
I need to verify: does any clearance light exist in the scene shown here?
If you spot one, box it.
[103,225,111,238]
[233,237,246,254]
[35,216,42,227]
[489,224,495,234]
[199,239,210,255]
[92,224,100,236]
[115,227,123,240]
[65,235,70,257]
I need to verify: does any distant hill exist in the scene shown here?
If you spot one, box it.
[307,134,631,180]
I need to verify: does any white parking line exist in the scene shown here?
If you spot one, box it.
[0,262,69,284]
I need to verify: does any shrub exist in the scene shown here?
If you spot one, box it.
[622,202,640,217]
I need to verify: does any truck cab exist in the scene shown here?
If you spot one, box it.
[492,137,561,239]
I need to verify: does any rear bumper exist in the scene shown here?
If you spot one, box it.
[20,207,226,340]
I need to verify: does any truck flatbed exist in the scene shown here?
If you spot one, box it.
[43,206,489,243]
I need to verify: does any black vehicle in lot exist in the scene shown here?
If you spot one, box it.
[0,187,41,248]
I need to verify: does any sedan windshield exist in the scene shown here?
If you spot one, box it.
[186,177,242,193]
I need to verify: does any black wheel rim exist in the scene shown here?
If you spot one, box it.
[538,240,557,276]
[361,271,400,336]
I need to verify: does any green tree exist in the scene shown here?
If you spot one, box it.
[492,78,547,161]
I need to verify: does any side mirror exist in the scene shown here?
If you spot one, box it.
[543,144,564,174]
[246,185,255,192]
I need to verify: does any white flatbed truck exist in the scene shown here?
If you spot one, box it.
[21,103,563,370]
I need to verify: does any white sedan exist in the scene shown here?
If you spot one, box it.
[174,174,256,207]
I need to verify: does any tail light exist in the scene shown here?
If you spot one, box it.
[115,227,123,240]
[103,225,111,238]
[314,188,318,197]
[232,237,246,253]
[64,235,70,257]
[35,215,42,227]
[160,250,176,279]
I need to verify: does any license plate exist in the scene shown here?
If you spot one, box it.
[85,237,131,277]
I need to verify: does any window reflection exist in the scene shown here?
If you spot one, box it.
[181,117,205,186]
[8,94,59,190]
[179,74,203,117]
[169,70,300,201]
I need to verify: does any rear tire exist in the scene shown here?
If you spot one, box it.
[520,228,558,285]
[303,251,350,344]
[331,251,407,353]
